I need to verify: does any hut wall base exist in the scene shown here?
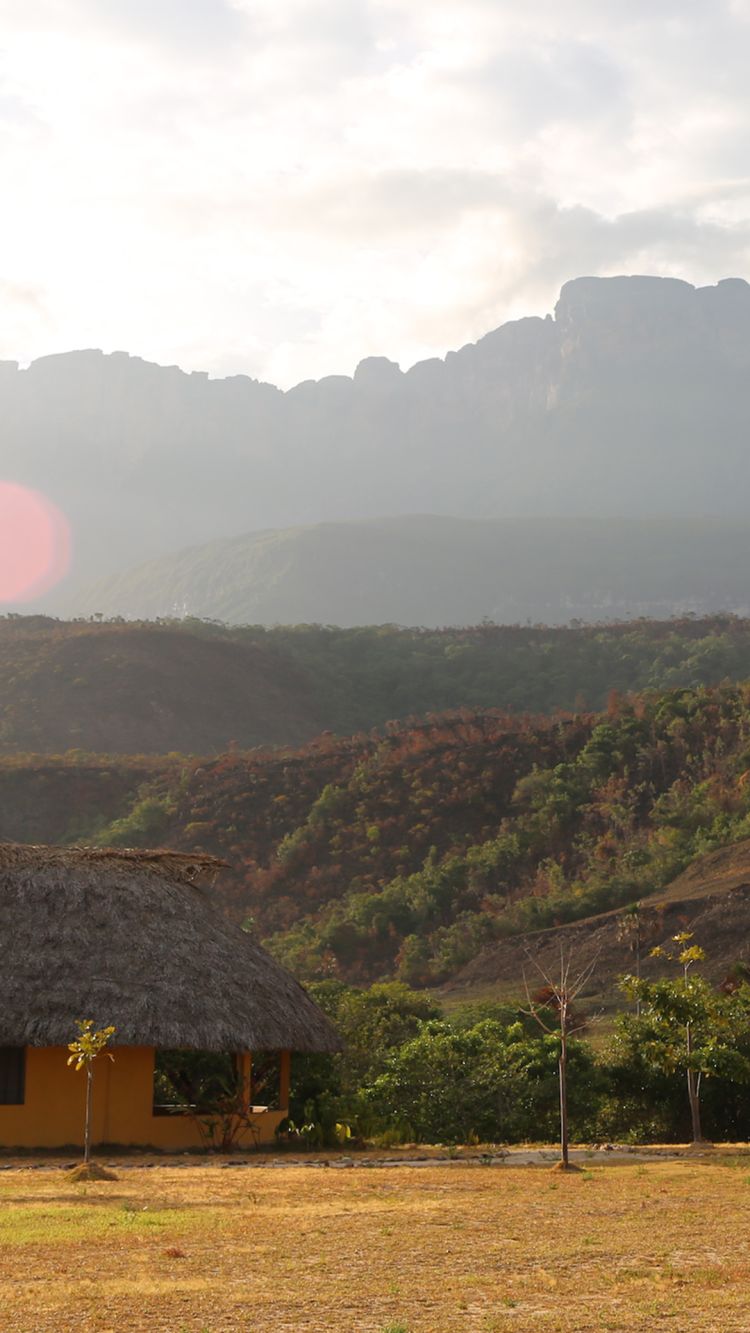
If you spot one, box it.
[0,1046,285,1151]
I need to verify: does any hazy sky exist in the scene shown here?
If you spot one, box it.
[1,0,749,386]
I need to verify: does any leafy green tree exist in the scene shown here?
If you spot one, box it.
[620,934,750,1144]
[330,982,442,1086]
[363,1017,599,1145]
[288,982,441,1143]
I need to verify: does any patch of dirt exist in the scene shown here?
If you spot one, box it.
[444,839,750,1005]
[65,1162,118,1182]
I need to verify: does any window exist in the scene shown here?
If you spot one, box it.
[249,1052,281,1110]
[0,1048,25,1105]
[152,1050,283,1116]
[153,1050,238,1116]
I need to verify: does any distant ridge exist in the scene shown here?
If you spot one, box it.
[3,273,750,606]
[5,613,750,755]
[78,514,750,627]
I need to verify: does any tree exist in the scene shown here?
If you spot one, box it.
[523,946,599,1169]
[285,981,442,1145]
[620,934,750,1145]
[617,903,664,1016]
[362,1016,598,1145]
[67,1019,116,1167]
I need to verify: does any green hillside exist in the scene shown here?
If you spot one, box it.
[77,514,750,627]
[5,612,750,752]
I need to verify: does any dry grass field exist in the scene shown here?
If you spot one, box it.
[1,1157,749,1332]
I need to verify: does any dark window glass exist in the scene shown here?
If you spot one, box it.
[152,1051,282,1117]
[153,1050,237,1116]
[249,1052,281,1110]
[0,1048,25,1105]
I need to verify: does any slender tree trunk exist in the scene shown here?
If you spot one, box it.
[559,1031,569,1168]
[84,1065,93,1164]
[686,1024,703,1144]
[687,1069,703,1144]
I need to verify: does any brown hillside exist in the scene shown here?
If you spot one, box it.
[444,839,750,1006]
[4,679,750,990]
[0,757,167,846]
[7,612,750,756]
[649,839,750,905]
[0,622,323,753]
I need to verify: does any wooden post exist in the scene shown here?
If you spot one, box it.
[279,1050,291,1113]
[238,1051,252,1113]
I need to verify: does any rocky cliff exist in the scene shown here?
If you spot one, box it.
[2,274,749,607]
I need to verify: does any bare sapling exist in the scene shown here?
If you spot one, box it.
[523,944,600,1171]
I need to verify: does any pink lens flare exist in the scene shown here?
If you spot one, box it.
[0,482,72,603]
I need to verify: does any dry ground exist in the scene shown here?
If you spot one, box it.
[0,1157,749,1332]
[443,837,750,1013]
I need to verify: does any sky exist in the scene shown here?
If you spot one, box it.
[1,0,749,387]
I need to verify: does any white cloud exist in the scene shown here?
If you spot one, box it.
[0,0,748,384]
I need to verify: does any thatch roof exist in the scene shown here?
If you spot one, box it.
[0,843,340,1052]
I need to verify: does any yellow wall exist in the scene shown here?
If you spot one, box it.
[0,1047,289,1151]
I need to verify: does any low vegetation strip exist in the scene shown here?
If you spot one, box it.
[2,1161,750,1331]
[5,612,750,754]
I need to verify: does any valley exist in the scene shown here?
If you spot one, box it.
[4,628,750,996]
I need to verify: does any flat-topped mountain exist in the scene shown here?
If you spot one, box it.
[3,273,750,607]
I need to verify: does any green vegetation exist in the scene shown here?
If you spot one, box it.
[0,1200,191,1246]
[261,615,750,731]
[285,968,750,1147]
[7,617,750,1149]
[6,612,750,752]
[94,791,176,846]
[9,670,750,988]
[618,936,750,1143]
[260,682,750,983]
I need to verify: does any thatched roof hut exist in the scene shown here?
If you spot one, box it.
[0,842,339,1054]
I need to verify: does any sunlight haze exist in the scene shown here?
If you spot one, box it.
[1,0,749,384]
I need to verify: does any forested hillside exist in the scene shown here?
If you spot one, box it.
[80,514,750,627]
[5,681,750,990]
[0,618,325,752]
[4,613,750,752]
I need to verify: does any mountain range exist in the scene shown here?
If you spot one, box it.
[4,272,750,617]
